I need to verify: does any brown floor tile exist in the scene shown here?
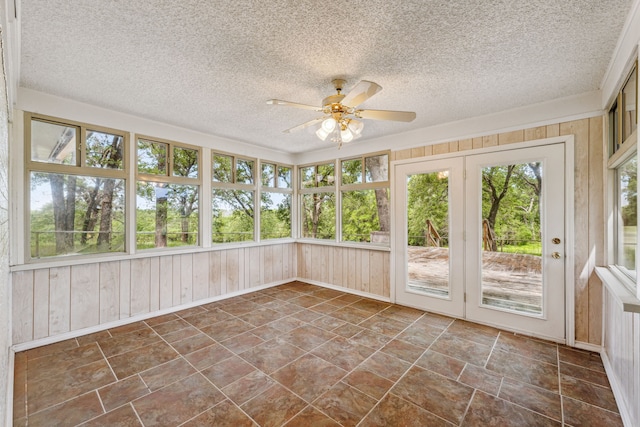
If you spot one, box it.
[133,373,225,426]
[311,336,375,371]
[416,350,466,379]
[144,313,180,327]
[380,338,425,363]
[284,405,341,426]
[310,315,347,331]
[313,382,378,427]
[221,332,265,354]
[414,312,455,329]
[360,393,453,427]
[496,332,558,365]
[446,319,500,347]
[80,403,143,427]
[98,374,150,412]
[268,315,307,332]
[290,294,326,308]
[558,346,605,372]
[27,359,116,414]
[348,299,391,314]
[458,363,503,396]
[250,324,285,341]
[184,342,234,370]
[462,391,560,426]
[140,357,197,391]
[240,337,307,373]
[392,366,474,424]
[99,327,161,358]
[499,377,562,421]
[108,341,179,380]
[358,314,408,336]
[162,325,201,344]
[174,306,208,319]
[329,305,374,324]
[219,300,262,316]
[25,338,79,361]
[201,317,255,341]
[430,332,493,366]
[360,351,411,381]
[184,308,233,328]
[487,349,559,392]
[171,333,216,356]
[343,368,394,399]
[395,323,443,348]
[182,399,257,426]
[309,301,342,315]
[289,308,324,323]
[76,330,112,347]
[312,288,346,300]
[28,391,104,426]
[242,384,307,427]
[332,323,364,338]
[272,354,346,402]
[223,369,277,405]
[201,355,256,388]
[560,361,610,387]
[348,329,392,350]
[271,289,304,301]
[379,305,426,323]
[150,318,191,335]
[562,396,624,427]
[27,342,104,383]
[280,325,336,351]
[109,321,150,337]
[238,307,284,326]
[560,374,619,412]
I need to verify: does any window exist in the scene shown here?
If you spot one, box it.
[340,153,390,244]
[608,61,638,289]
[260,162,292,240]
[212,152,256,243]
[27,113,127,258]
[136,137,200,249]
[299,162,336,239]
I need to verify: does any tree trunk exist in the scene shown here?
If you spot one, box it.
[64,176,77,250]
[50,174,68,253]
[483,165,515,251]
[155,190,168,247]
[81,180,101,245]
[365,156,390,232]
[97,178,115,249]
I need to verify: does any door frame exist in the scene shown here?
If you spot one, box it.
[390,136,575,345]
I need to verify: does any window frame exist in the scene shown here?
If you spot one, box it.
[211,151,258,244]
[607,60,639,296]
[298,160,337,241]
[135,134,202,251]
[339,151,391,246]
[25,112,129,261]
[259,160,294,241]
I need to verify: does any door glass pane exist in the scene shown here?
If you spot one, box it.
[406,171,450,296]
[481,163,543,314]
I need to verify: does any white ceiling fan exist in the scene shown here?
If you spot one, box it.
[267,79,416,147]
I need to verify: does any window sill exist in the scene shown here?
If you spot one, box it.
[595,266,640,313]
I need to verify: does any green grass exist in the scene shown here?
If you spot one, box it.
[498,242,542,256]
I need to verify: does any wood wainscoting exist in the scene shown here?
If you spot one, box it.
[11,243,297,345]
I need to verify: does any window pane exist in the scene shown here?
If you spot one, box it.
[278,166,291,188]
[31,120,77,165]
[622,67,637,142]
[30,172,125,257]
[138,140,168,175]
[342,159,362,185]
[342,189,389,244]
[262,163,275,187]
[236,159,254,184]
[86,130,124,169]
[173,146,199,178]
[213,154,232,182]
[617,155,637,277]
[212,189,254,243]
[301,193,335,239]
[136,182,199,249]
[261,192,291,239]
[300,166,315,188]
[317,163,335,187]
[365,154,389,182]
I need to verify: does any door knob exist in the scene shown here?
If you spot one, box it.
[552,238,561,244]
[551,252,561,259]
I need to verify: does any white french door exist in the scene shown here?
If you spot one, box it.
[393,142,567,341]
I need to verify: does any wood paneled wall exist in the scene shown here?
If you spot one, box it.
[603,292,640,426]
[12,243,296,345]
[296,244,390,299]
[391,118,605,345]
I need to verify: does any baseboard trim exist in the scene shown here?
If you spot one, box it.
[601,348,634,427]
[573,341,602,353]
[294,278,391,303]
[11,279,290,353]
[5,348,14,427]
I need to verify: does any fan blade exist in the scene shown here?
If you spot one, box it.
[356,109,416,122]
[283,117,325,133]
[267,99,322,111]
[340,81,382,108]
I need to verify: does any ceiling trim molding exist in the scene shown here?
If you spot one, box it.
[601,0,640,107]
[294,90,603,164]
[16,88,296,164]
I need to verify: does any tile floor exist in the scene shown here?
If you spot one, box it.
[13,281,623,426]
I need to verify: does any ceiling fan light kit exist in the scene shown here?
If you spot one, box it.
[267,79,416,148]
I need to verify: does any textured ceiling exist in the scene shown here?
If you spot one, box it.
[20,0,633,154]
